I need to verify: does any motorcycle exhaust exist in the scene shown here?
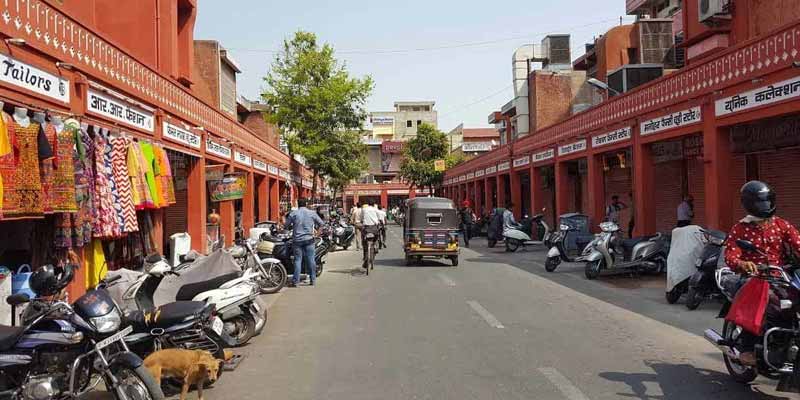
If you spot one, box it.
[704,329,741,361]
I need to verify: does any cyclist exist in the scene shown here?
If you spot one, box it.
[377,205,388,249]
[361,200,381,269]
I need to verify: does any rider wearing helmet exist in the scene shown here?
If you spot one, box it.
[723,180,800,365]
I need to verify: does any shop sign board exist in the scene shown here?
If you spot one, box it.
[163,122,201,149]
[533,148,555,163]
[253,159,267,172]
[459,175,466,182]
[371,116,395,125]
[640,106,702,136]
[730,115,800,153]
[205,138,231,159]
[716,76,800,116]
[434,159,446,171]
[475,169,485,177]
[234,151,252,167]
[513,155,530,168]
[279,170,290,180]
[0,54,70,103]
[387,189,408,195]
[485,165,497,175]
[381,141,404,154]
[462,142,493,152]
[497,161,511,171]
[302,179,312,189]
[88,88,154,132]
[592,127,632,148]
[466,172,475,180]
[209,173,246,202]
[558,139,587,156]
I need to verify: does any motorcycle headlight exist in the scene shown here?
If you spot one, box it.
[560,224,570,231]
[90,308,121,333]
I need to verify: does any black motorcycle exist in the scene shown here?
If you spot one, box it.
[257,235,329,279]
[331,219,356,250]
[6,265,164,400]
[685,228,727,310]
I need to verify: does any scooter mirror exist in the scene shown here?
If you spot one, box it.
[736,239,758,253]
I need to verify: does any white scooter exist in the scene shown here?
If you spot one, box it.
[502,213,551,252]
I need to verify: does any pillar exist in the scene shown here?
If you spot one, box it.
[484,178,493,211]
[474,180,483,215]
[380,189,389,209]
[587,153,606,229]
[257,175,269,222]
[633,135,656,236]
[269,177,280,221]
[510,171,522,218]
[187,157,207,253]
[703,101,734,231]
[531,166,544,219]
[555,161,570,220]
[242,172,255,234]
[497,174,507,209]
[219,200,235,247]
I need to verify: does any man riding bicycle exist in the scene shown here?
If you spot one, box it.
[377,205,388,249]
[361,201,381,269]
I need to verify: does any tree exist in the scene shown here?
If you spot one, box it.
[399,123,459,196]
[262,31,373,198]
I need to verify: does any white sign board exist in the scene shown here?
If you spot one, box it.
[163,122,201,149]
[485,166,497,174]
[205,138,231,159]
[0,54,70,103]
[268,165,279,175]
[88,88,154,132]
[592,127,632,148]
[253,159,267,172]
[466,172,475,180]
[558,139,587,156]
[371,116,395,125]
[533,149,555,163]
[461,142,493,152]
[497,161,511,171]
[475,169,485,177]
[513,156,530,168]
[716,76,800,116]
[641,106,702,136]
[235,151,252,167]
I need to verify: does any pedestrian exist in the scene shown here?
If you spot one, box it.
[459,200,474,247]
[676,195,694,227]
[350,203,363,250]
[377,205,388,248]
[284,198,324,287]
[605,195,627,225]
[627,192,635,238]
[360,200,381,268]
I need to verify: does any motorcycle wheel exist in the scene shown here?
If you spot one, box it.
[585,259,603,280]
[665,281,686,304]
[224,314,256,347]
[685,286,703,310]
[506,239,520,252]
[316,262,324,277]
[545,256,560,272]
[259,263,287,295]
[722,321,758,383]
[488,239,497,248]
[108,365,164,400]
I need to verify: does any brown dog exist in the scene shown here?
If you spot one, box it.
[144,349,220,400]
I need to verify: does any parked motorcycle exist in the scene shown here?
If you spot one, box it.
[5,265,164,400]
[704,239,800,393]
[545,222,591,272]
[255,234,329,279]
[684,229,727,309]
[228,240,288,295]
[503,213,551,252]
[583,221,670,279]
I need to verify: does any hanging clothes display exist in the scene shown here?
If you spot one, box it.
[3,120,50,219]
[55,121,93,249]
[50,123,78,213]
[92,129,120,239]
[127,138,149,209]
[0,112,11,216]
[39,124,56,214]
[139,141,160,208]
[154,144,176,205]
[110,135,138,233]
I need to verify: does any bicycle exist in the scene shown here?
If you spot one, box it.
[363,232,377,275]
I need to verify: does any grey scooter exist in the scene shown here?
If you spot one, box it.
[583,221,670,279]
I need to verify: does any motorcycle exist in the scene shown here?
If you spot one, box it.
[545,222,591,272]
[502,213,551,252]
[684,229,727,309]
[5,265,164,400]
[256,234,329,279]
[227,240,288,295]
[583,221,670,280]
[704,239,800,393]
[331,219,356,251]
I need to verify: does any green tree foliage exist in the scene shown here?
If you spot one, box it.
[400,123,459,195]
[262,31,373,197]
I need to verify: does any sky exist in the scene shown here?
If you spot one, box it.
[195,0,632,132]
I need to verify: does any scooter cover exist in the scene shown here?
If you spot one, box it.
[153,250,241,306]
[666,225,704,292]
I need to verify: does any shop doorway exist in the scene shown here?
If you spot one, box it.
[651,134,705,233]
[600,150,633,237]
[562,159,588,214]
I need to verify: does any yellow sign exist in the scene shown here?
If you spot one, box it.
[434,159,446,171]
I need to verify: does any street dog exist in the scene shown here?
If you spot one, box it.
[144,349,220,400]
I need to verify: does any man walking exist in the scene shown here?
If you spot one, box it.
[459,200,474,247]
[605,195,627,224]
[676,195,694,227]
[350,203,363,250]
[377,205,388,249]
[284,198,324,287]
[360,200,381,269]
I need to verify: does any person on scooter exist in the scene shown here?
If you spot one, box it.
[459,200,474,248]
[723,180,800,366]
[503,202,518,231]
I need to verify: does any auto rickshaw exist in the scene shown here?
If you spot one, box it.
[403,197,460,266]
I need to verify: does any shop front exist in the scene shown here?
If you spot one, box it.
[555,139,589,219]
[591,126,634,236]
[496,161,511,213]
[530,148,556,227]
[484,165,498,211]
[474,168,486,216]
[511,155,531,217]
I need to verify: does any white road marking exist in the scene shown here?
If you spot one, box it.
[437,273,456,287]
[467,300,504,329]
[538,368,590,400]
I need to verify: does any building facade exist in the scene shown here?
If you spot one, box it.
[369,101,437,140]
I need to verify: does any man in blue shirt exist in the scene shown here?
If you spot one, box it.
[284,198,325,287]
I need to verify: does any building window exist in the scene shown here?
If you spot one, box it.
[407,120,413,128]
[417,120,422,127]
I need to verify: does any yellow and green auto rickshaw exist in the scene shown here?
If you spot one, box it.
[403,197,460,266]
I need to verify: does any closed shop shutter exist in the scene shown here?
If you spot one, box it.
[729,154,747,222]
[654,160,683,233]
[164,151,189,251]
[759,151,800,225]
[687,158,706,227]
[604,166,632,232]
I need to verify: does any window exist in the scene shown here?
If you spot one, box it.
[412,106,420,111]
[407,120,413,128]
[417,120,422,127]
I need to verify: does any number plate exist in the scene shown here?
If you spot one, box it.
[95,326,133,351]
[211,317,224,335]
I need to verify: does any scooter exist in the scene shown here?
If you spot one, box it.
[331,219,356,250]
[502,213,551,252]
[684,228,726,310]
[545,222,592,272]
[583,221,670,280]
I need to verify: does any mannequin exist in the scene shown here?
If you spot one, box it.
[32,112,46,128]
[12,107,30,127]
[49,115,64,133]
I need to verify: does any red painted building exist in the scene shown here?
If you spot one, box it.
[444,0,800,237]
[0,0,314,297]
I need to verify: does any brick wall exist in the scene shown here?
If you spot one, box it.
[192,41,220,107]
[531,72,573,131]
[241,111,280,147]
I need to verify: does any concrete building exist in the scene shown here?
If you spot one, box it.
[193,40,242,117]
[447,124,500,154]
[369,101,437,140]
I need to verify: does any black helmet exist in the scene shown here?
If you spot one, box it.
[29,265,61,297]
[741,180,776,219]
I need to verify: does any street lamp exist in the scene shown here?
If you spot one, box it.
[586,78,621,96]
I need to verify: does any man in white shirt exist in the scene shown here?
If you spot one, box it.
[676,195,695,227]
[350,203,363,250]
[361,201,382,268]
[376,206,388,248]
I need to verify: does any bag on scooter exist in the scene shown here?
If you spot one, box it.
[725,278,769,335]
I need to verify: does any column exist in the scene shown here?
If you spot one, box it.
[474,180,483,215]
[587,154,606,229]
[497,174,507,209]
[484,178,493,210]
[703,102,734,231]
[257,175,269,222]
[633,135,656,236]
[242,172,255,234]
[531,165,543,217]
[219,200,235,247]
[269,177,280,221]
[555,161,570,220]
[510,171,522,218]
[380,189,389,209]
[187,157,207,253]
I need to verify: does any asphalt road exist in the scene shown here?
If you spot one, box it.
[201,227,796,400]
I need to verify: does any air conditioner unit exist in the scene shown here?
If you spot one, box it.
[699,0,731,23]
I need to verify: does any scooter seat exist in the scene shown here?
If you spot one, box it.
[124,301,208,330]
[175,272,242,301]
[0,325,25,351]
[621,237,647,251]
